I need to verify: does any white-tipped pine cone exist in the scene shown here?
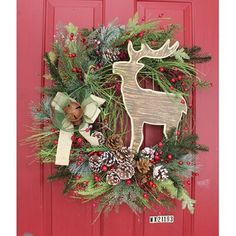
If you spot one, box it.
[113,147,134,164]
[102,48,120,63]
[106,170,121,185]
[140,147,155,161]
[100,151,116,167]
[153,165,169,181]
[116,162,135,180]
[88,155,103,173]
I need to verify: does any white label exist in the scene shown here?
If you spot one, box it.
[149,215,174,224]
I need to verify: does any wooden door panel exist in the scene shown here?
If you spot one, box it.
[137,2,193,236]
[43,1,104,235]
[18,0,218,235]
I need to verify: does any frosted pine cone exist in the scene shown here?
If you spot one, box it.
[106,170,121,185]
[140,147,155,161]
[113,147,134,164]
[153,165,169,181]
[88,155,103,173]
[136,158,152,174]
[116,162,135,180]
[100,151,116,167]
[106,134,124,150]
[102,48,120,63]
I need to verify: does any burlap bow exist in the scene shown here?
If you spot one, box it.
[51,92,105,165]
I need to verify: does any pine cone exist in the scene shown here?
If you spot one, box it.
[100,151,116,167]
[91,131,105,145]
[153,165,169,181]
[136,158,152,174]
[106,134,124,150]
[113,147,134,164]
[116,162,135,180]
[140,147,155,161]
[103,48,120,63]
[106,170,121,185]
[88,154,103,173]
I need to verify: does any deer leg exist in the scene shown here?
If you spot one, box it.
[130,120,144,152]
[164,121,179,138]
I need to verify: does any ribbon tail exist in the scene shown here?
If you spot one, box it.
[55,129,73,166]
[79,123,100,146]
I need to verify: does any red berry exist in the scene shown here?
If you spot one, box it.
[51,128,56,132]
[169,86,174,90]
[63,48,68,53]
[158,142,163,148]
[184,88,188,92]
[152,184,157,188]
[72,67,78,72]
[126,179,132,185]
[176,130,181,136]
[71,135,76,141]
[167,154,172,160]
[94,176,100,182]
[178,75,182,80]
[69,36,74,41]
[53,140,58,145]
[159,151,163,155]
[154,155,160,161]
[186,161,191,166]
[148,181,154,187]
[102,165,108,172]
[178,161,183,165]
[186,180,191,185]
[139,31,144,37]
[76,175,81,180]
[77,137,83,143]
[180,99,185,104]
[171,78,176,83]
[151,41,156,46]
[159,67,165,72]
[143,193,148,199]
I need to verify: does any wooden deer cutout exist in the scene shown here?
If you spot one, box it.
[113,40,187,152]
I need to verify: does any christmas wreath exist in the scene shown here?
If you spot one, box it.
[28,14,211,215]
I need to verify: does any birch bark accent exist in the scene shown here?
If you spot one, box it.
[113,40,187,152]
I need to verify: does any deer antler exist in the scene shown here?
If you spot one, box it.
[128,39,179,62]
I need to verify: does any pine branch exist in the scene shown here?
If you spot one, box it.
[44,53,65,87]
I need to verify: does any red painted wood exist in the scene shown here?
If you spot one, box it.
[18,0,218,235]
[17,0,45,235]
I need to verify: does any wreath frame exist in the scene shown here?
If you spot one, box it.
[28,14,211,215]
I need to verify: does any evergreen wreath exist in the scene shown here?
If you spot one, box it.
[28,13,211,216]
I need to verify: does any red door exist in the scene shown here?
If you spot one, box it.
[17,0,218,235]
